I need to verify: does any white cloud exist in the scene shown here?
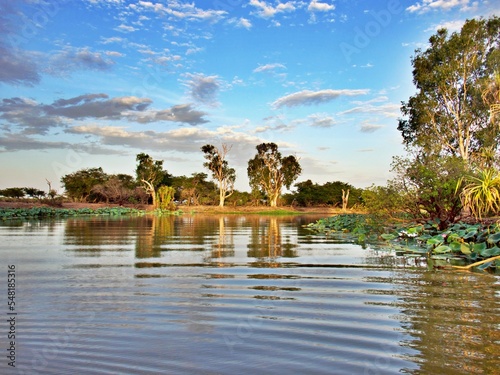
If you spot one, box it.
[426,19,466,32]
[308,1,335,12]
[253,63,286,73]
[105,51,124,57]
[340,103,400,118]
[307,113,338,128]
[272,89,369,109]
[406,0,474,14]
[66,123,266,157]
[115,24,139,33]
[228,17,252,29]
[359,122,384,133]
[249,0,297,18]
[135,104,209,126]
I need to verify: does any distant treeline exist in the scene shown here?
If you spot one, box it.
[0,169,362,208]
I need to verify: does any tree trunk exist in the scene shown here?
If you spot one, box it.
[142,179,157,208]
[269,193,279,207]
[219,188,225,207]
[342,189,349,211]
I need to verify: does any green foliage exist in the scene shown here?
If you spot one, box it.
[156,186,176,210]
[61,167,108,202]
[361,184,404,217]
[306,214,385,245]
[398,16,500,163]
[459,167,500,219]
[390,155,465,228]
[171,173,218,206]
[289,180,361,207]
[23,187,46,199]
[0,207,145,220]
[307,214,500,270]
[201,144,236,206]
[247,143,301,207]
[135,153,171,207]
[225,190,252,206]
[0,187,25,199]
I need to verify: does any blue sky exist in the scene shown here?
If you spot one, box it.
[1,0,498,193]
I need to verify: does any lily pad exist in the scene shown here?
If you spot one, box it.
[472,242,487,253]
[433,245,452,254]
[479,246,500,257]
[487,232,500,244]
[380,233,396,241]
[448,241,462,252]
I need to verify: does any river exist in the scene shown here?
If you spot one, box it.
[1,214,498,374]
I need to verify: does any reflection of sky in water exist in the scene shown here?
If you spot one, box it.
[1,215,498,375]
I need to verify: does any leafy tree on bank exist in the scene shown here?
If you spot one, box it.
[0,187,25,199]
[23,187,46,199]
[361,184,405,219]
[247,143,301,207]
[287,180,360,207]
[391,155,466,227]
[201,144,236,207]
[135,153,170,208]
[171,173,218,206]
[61,167,108,202]
[395,16,500,225]
[91,175,137,204]
[398,16,500,165]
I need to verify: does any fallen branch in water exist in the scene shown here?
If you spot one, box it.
[450,255,500,270]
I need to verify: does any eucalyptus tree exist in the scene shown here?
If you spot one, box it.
[398,16,500,165]
[394,16,500,225]
[247,142,301,207]
[135,153,167,208]
[201,144,236,207]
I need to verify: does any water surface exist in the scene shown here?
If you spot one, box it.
[1,214,498,374]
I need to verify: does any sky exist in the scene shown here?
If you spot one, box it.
[0,0,498,194]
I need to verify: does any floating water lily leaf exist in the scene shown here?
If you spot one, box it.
[463,231,477,240]
[447,233,461,243]
[448,242,462,252]
[427,236,444,246]
[472,242,487,253]
[487,232,500,244]
[433,245,451,254]
[417,234,431,241]
[479,246,500,257]
[460,243,471,255]
[380,233,396,241]
[477,261,493,270]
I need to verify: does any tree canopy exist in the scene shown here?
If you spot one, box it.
[398,16,500,165]
[135,153,170,208]
[61,167,108,202]
[201,144,236,207]
[247,143,301,207]
[393,16,500,225]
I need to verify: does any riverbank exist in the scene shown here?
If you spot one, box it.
[0,200,346,215]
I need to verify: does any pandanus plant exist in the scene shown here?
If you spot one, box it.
[459,167,500,220]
